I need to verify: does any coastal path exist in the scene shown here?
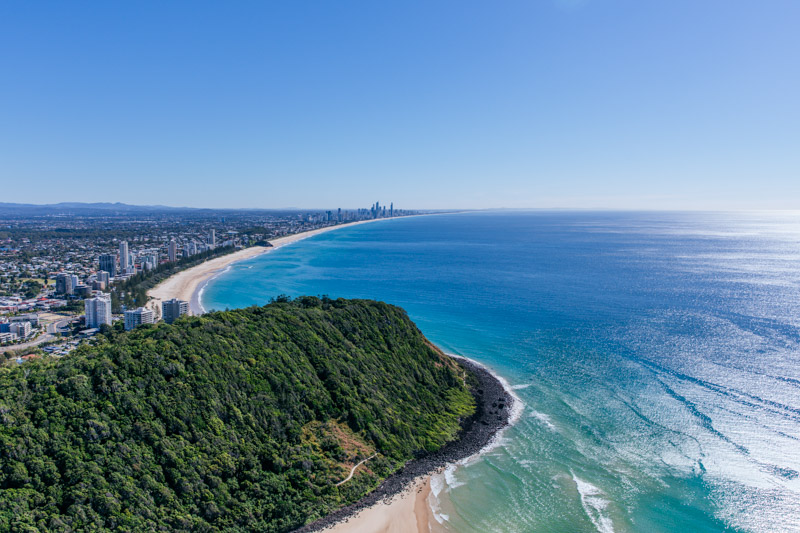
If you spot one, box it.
[336,454,377,486]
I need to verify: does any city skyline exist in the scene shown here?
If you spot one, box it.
[2,2,799,210]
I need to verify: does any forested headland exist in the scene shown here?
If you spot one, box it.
[0,298,476,531]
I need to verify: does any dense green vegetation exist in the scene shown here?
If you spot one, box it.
[0,298,475,531]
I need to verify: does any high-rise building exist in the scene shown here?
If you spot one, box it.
[208,230,216,248]
[55,273,74,295]
[74,285,92,298]
[162,298,189,324]
[124,307,154,330]
[140,253,154,270]
[119,241,129,272]
[390,203,393,217]
[99,254,117,277]
[85,293,112,328]
[10,321,32,338]
[168,240,177,262]
[93,271,109,291]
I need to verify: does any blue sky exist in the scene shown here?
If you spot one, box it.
[1,1,798,209]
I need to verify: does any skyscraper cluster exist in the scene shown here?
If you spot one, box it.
[367,201,396,219]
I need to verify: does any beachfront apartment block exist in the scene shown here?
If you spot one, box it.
[162,298,189,324]
[85,293,112,328]
[124,307,155,330]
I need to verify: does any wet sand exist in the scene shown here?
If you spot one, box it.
[321,477,435,533]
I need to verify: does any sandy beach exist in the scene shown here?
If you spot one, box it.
[322,477,435,533]
[147,219,383,317]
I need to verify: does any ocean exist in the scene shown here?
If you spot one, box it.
[202,211,800,533]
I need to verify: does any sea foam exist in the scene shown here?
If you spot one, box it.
[571,472,615,533]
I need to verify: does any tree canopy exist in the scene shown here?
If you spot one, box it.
[0,298,475,532]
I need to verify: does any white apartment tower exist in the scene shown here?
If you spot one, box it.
[124,307,155,330]
[119,241,130,273]
[85,293,112,328]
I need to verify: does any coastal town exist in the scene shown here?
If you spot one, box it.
[0,201,414,362]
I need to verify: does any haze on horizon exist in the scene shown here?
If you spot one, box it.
[1,1,798,211]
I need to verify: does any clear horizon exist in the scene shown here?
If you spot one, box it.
[1,1,798,210]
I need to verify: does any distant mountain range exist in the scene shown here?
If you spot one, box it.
[0,202,196,213]
[0,202,437,215]
[0,202,322,214]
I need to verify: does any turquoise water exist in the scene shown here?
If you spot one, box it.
[203,211,800,532]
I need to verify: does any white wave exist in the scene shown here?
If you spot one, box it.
[571,472,615,533]
[444,464,464,489]
[511,383,533,390]
[430,472,445,498]
[428,474,450,524]
[196,284,208,314]
[424,353,524,525]
[530,409,557,431]
[196,264,234,314]
[447,353,524,463]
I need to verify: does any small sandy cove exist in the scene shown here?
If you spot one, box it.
[147,220,381,317]
[322,476,436,533]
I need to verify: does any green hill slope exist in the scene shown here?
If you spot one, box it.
[0,298,475,532]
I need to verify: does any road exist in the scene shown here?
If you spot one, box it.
[0,318,72,354]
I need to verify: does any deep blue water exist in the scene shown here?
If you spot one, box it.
[204,211,800,532]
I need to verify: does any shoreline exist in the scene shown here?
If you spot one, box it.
[146,218,391,316]
[296,357,516,533]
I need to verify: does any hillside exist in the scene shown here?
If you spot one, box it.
[0,298,476,532]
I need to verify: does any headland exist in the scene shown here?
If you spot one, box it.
[297,357,515,533]
[144,213,514,532]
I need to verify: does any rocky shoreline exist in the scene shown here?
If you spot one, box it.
[296,358,513,532]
